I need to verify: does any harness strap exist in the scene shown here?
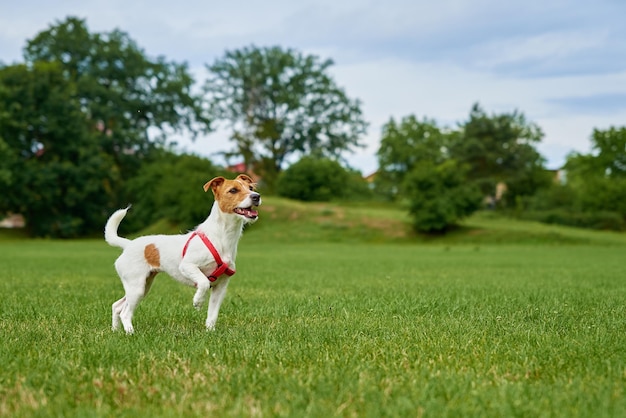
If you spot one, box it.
[182,231,235,282]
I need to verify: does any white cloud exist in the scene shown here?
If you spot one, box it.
[1,0,625,174]
[470,29,610,72]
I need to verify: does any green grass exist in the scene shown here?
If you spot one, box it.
[1,200,626,417]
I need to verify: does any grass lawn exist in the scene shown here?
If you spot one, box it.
[1,201,625,417]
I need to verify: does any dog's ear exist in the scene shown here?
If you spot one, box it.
[236,174,253,184]
[203,176,225,194]
[236,174,255,188]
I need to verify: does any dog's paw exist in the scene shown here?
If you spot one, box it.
[206,321,216,331]
[193,289,208,310]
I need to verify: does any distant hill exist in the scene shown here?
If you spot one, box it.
[4,197,624,246]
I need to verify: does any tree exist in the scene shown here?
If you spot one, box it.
[277,156,370,202]
[404,159,482,233]
[376,115,451,200]
[203,45,368,192]
[123,151,225,232]
[23,16,210,201]
[375,114,482,232]
[0,17,211,236]
[588,127,626,178]
[519,126,626,231]
[564,126,626,219]
[451,104,548,205]
[0,62,116,237]
[0,137,13,190]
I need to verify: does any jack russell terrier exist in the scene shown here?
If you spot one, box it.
[104,174,261,334]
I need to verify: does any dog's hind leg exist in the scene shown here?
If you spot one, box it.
[205,277,230,330]
[112,296,126,331]
[118,282,146,334]
[112,272,156,332]
[113,252,157,334]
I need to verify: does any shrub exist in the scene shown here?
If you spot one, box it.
[404,159,482,233]
[520,210,625,231]
[123,152,225,232]
[277,156,371,202]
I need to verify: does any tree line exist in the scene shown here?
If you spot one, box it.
[0,17,365,236]
[1,16,624,237]
[375,109,626,232]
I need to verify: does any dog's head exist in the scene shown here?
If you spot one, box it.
[203,174,261,223]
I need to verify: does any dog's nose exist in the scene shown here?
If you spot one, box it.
[250,192,261,206]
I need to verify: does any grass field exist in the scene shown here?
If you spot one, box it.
[1,199,625,417]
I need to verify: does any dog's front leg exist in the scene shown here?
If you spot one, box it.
[206,277,230,330]
[179,261,212,310]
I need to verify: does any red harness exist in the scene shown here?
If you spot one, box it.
[182,231,235,282]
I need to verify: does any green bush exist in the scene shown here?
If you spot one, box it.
[405,159,483,233]
[122,152,225,232]
[277,156,371,202]
[519,178,626,231]
[521,209,625,231]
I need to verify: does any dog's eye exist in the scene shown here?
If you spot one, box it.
[229,188,238,194]
[249,186,254,191]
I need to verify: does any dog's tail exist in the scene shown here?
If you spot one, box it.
[104,206,132,249]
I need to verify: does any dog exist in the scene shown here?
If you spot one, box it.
[104,174,261,334]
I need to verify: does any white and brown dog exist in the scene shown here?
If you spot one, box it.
[104,174,260,334]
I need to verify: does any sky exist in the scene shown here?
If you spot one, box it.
[1,0,625,174]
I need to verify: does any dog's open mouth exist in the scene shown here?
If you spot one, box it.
[234,207,258,219]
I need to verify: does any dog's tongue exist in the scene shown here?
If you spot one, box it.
[236,207,258,218]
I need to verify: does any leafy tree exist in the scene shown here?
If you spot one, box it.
[564,126,626,218]
[585,127,626,178]
[404,159,482,233]
[0,17,211,236]
[23,16,210,201]
[520,126,626,231]
[405,159,482,233]
[0,136,13,190]
[277,156,370,202]
[123,151,226,232]
[203,45,368,192]
[0,62,116,237]
[451,104,548,205]
[376,115,451,200]
[374,114,482,232]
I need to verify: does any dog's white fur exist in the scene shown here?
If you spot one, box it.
[104,174,260,334]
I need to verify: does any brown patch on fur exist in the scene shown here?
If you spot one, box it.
[204,174,257,214]
[144,244,160,268]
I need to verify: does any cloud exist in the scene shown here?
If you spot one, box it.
[547,93,626,115]
[1,0,625,174]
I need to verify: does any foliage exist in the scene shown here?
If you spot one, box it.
[376,115,450,200]
[24,17,209,177]
[0,136,13,189]
[276,156,370,202]
[590,126,626,178]
[520,209,625,231]
[203,45,368,192]
[375,115,482,232]
[123,151,225,232]
[451,103,548,203]
[0,17,209,237]
[522,126,626,231]
[0,61,116,237]
[404,159,483,233]
[373,105,568,233]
